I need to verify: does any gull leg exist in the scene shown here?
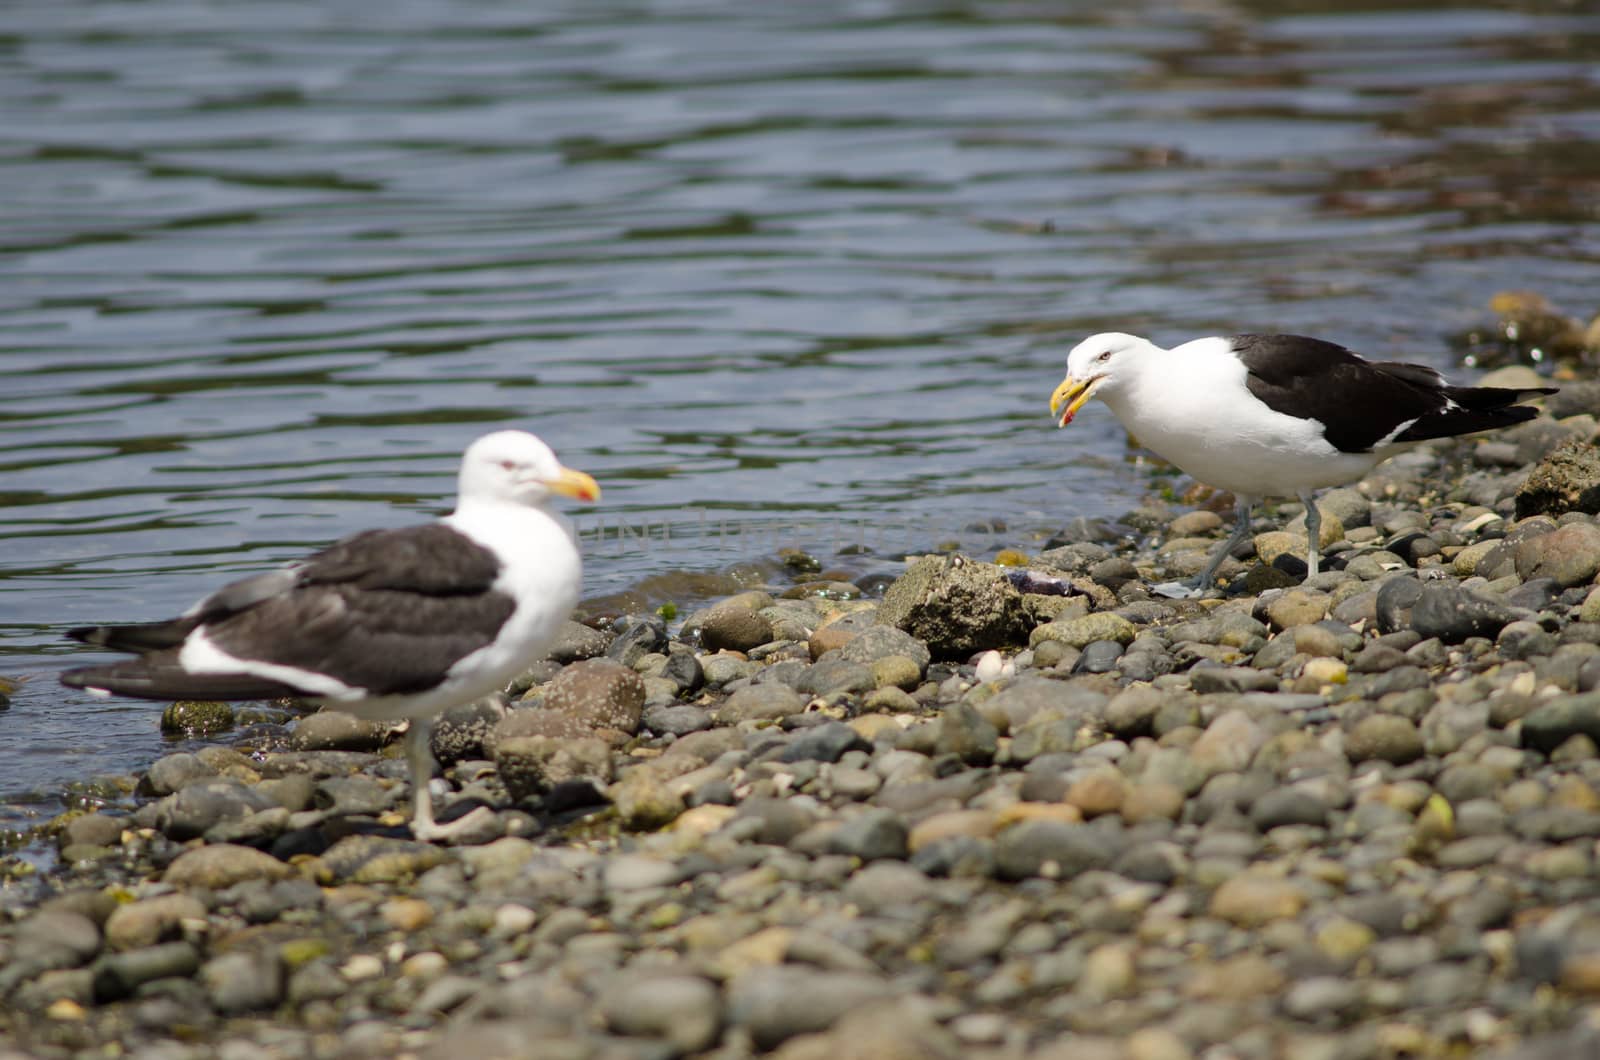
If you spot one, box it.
[406,718,494,843]
[1196,494,1255,591]
[1153,494,1255,599]
[1298,489,1321,580]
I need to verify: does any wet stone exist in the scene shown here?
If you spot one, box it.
[291,711,390,752]
[141,753,218,797]
[159,700,235,736]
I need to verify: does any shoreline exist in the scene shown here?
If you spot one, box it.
[2,384,1599,1059]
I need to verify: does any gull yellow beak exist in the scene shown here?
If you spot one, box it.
[1050,375,1101,428]
[545,466,601,502]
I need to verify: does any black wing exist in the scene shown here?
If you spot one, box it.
[1232,334,1553,453]
[64,523,515,700]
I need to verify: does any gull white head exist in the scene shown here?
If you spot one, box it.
[1049,332,1157,427]
[457,430,600,508]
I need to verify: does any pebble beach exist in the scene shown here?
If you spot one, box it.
[5,371,1600,1060]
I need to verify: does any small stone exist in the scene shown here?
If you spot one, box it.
[726,967,894,1049]
[91,942,201,1002]
[158,777,278,841]
[314,835,447,884]
[380,898,435,933]
[1300,657,1347,687]
[1210,873,1305,926]
[600,972,723,1054]
[1264,589,1329,631]
[1346,714,1424,765]
[700,604,775,654]
[607,613,669,667]
[164,843,291,889]
[63,813,123,849]
[1315,918,1377,966]
[1030,612,1136,650]
[869,655,923,691]
[140,752,216,796]
[495,734,611,801]
[1078,942,1137,1001]
[612,773,687,831]
[718,683,806,724]
[543,619,613,663]
[1171,510,1223,536]
[782,721,869,763]
[201,949,284,1014]
[1189,709,1267,777]
[430,696,507,764]
[827,809,910,861]
[1121,782,1185,824]
[835,626,932,673]
[104,894,207,951]
[1251,787,1328,830]
[1065,770,1127,818]
[994,820,1113,881]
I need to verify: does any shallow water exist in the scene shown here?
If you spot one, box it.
[2,0,1597,824]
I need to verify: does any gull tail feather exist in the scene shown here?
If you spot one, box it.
[60,653,304,701]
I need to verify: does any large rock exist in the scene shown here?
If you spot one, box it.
[1515,522,1600,588]
[542,658,646,734]
[1517,439,1600,517]
[877,554,1027,659]
[1523,692,1600,754]
[1411,582,1521,644]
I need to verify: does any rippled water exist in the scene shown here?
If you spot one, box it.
[2,0,1597,822]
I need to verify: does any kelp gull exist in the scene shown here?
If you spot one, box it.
[1050,332,1555,594]
[61,430,599,841]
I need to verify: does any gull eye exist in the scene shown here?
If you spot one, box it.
[1097,350,1111,363]
[499,460,517,471]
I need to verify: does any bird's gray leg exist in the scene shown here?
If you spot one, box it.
[405,718,441,837]
[1298,489,1321,580]
[1196,494,1256,591]
[405,717,494,843]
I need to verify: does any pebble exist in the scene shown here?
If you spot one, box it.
[13,411,1600,1060]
